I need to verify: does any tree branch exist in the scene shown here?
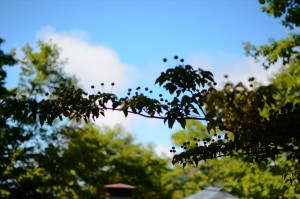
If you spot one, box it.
[104,107,206,121]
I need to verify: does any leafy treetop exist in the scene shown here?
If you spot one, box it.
[259,0,300,29]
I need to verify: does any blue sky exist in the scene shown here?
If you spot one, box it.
[0,0,288,155]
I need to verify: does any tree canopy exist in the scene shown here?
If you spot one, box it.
[259,0,300,30]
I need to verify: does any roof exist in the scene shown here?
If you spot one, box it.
[184,186,238,199]
[104,183,136,189]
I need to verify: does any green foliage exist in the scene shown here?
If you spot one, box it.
[155,64,215,128]
[245,1,299,69]
[169,121,300,198]
[18,41,76,97]
[162,164,206,199]
[165,157,300,199]
[171,120,210,147]
[172,78,300,180]
[201,157,300,199]
[259,0,300,29]
[30,124,171,199]
[0,39,78,198]
[0,39,16,96]
[244,34,300,69]
[269,63,300,105]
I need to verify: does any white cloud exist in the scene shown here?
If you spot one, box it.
[39,27,136,92]
[93,111,133,130]
[38,27,136,130]
[187,52,281,87]
[154,144,172,158]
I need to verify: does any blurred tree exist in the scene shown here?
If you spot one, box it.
[0,39,77,198]
[245,0,299,69]
[33,124,171,199]
[0,38,19,198]
[171,120,211,147]
[269,64,300,105]
[162,121,211,199]
[168,121,300,199]
[259,0,300,29]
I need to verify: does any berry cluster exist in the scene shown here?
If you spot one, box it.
[126,87,153,96]
[163,55,185,63]
[88,82,115,94]
[170,133,230,154]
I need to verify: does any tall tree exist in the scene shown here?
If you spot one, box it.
[0,39,77,198]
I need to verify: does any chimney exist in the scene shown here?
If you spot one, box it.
[104,183,135,199]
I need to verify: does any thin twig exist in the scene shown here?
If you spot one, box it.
[104,107,206,120]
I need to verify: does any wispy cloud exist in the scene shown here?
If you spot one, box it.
[38,27,137,130]
[187,52,280,87]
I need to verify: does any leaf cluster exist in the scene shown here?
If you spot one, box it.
[259,0,300,29]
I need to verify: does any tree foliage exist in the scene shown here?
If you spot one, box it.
[259,0,300,29]
[0,39,78,198]
[168,121,300,199]
[32,124,170,199]
[245,0,299,69]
